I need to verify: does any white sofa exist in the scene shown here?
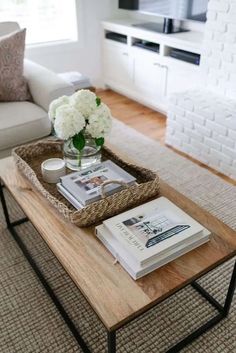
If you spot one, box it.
[0,22,75,158]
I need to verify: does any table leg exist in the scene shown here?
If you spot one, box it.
[0,182,11,227]
[222,260,236,317]
[166,260,236,353]
[0,182,92,353]
[107,331,116,353]
[0,183,28,228]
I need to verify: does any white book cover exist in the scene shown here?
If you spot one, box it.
[103,197,207,266]
[96,225,210,280]
[57,183,84,210]
[60,160,136,205]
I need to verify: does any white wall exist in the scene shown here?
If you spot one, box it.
[25,0,118,87]
[201,0,236,99]
[25,0,205,87]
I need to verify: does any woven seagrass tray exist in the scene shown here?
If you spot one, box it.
[12,139,160,227]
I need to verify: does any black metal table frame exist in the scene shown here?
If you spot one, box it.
[1,182,236,353]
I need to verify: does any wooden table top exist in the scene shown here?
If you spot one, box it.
[0,155,236,332]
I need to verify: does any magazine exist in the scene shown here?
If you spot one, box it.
[103,197,207,266]
[60,160,136,205]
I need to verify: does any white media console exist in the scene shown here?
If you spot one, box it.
[102,19,204,113]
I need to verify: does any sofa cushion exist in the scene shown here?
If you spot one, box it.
[0,28,31,102]
[0,101,51,150]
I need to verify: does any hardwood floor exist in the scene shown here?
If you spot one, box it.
[98,89,236,186]
[99,89,166,143]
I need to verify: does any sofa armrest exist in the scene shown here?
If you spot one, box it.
[24,59,75,111]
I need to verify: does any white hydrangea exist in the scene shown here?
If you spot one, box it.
[54,105,86,140]
[48,95,70,122]
[86,103,112,139]
[70,89,97,118]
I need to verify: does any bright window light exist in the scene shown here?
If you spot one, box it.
[0,0,78,45]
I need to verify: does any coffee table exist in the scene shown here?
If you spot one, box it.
[0,155,236,353]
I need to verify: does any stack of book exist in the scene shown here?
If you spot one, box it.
[96,197,211,280]
[57,160,136,208]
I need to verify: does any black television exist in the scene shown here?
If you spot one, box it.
[119,0,208,34]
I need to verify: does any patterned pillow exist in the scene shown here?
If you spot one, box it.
[0,28,31,102]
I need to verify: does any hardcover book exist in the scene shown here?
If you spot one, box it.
[103,197,208,266]
[96,225,210,280]
[57,183,83,210]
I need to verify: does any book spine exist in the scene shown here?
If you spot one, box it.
[96,227,209,280]
[57,184,83,210]
[96,229,137,280]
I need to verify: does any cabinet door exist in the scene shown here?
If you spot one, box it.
[134,54,167,102]
[103,44,133,87]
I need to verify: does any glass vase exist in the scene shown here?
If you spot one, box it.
[63,134,102,171]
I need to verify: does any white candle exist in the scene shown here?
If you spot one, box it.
[41,158,66,183]
[43,159,65,171]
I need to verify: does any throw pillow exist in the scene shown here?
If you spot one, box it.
[0,28,31,102]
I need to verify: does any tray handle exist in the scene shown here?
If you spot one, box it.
[100,179,129,199]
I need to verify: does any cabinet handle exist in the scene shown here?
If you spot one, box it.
[153,62,160,66]
[122,52,128,56]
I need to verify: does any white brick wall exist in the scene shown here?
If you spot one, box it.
[202,0,236,99]
[166,0,236,180]
[166,90,236,179]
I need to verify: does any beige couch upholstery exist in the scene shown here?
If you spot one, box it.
[0,22,75,158]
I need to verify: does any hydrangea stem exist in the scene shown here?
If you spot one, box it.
[77,150,82,168]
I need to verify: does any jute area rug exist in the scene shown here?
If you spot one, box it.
[0,119,235,353]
